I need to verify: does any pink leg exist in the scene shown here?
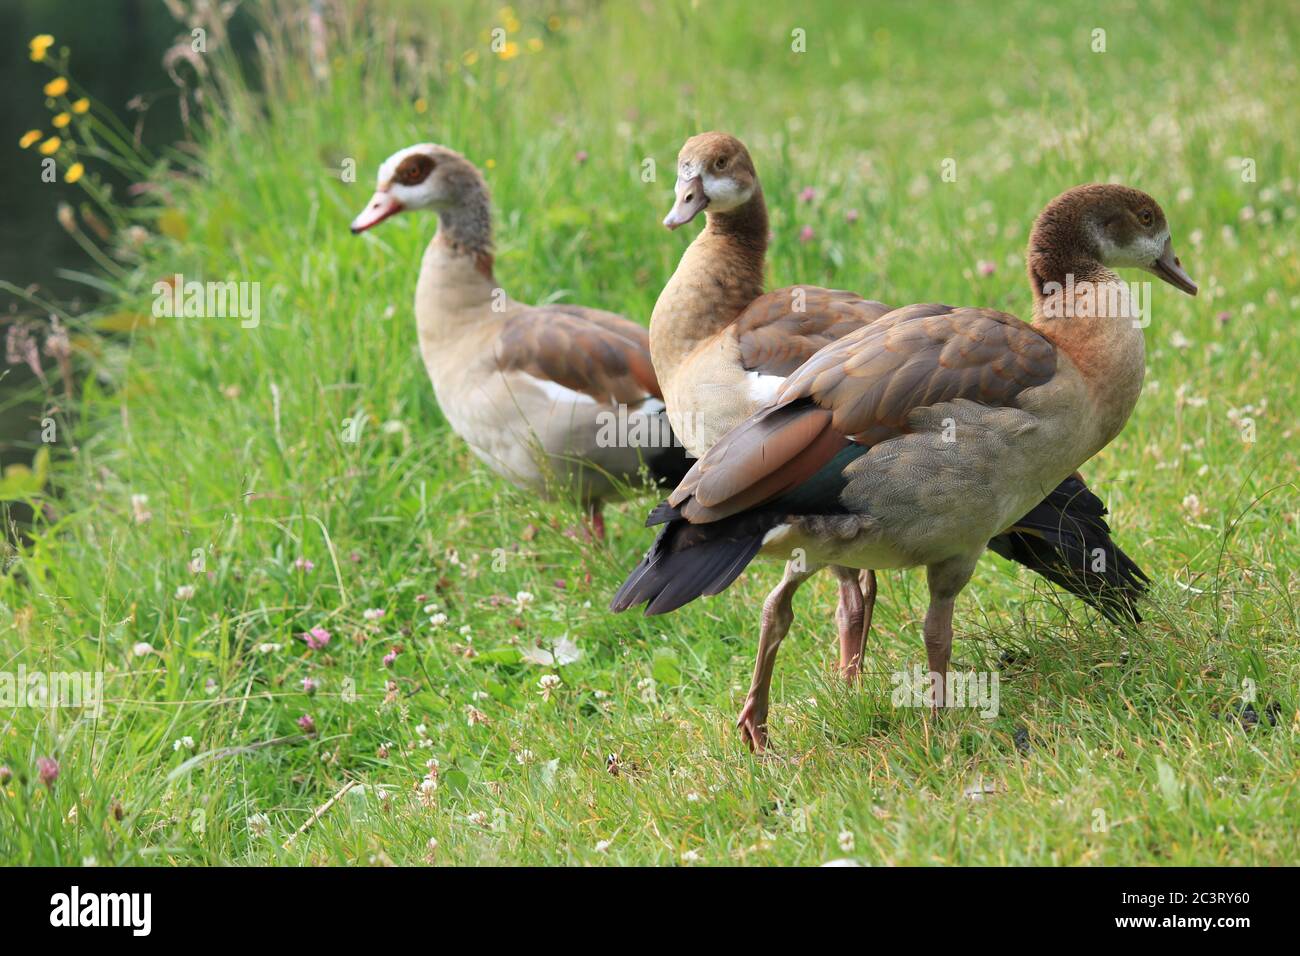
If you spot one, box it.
[832,566,865,680]
[860,570,877,648]
[586,501,606,542]
[922,558,975,715]
[923,596,955,713]
[737,560,817,753]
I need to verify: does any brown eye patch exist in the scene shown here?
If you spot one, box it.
[394,153,435,186]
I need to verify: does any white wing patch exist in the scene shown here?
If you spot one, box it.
[745,371,786,408]
[524,375,601,408]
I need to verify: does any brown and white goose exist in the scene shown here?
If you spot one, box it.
[352,144,689,538]
[616,182,1196,750]
[650,131,894,679]
[629,132,1152,694]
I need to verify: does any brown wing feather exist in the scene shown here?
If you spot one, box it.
[671,306,1057,523]
[734,286,893,377]
[497,305,661,404]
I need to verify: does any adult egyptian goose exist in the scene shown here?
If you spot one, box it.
[616,182,1196,750]
[633,132,1151,686]
[351,144,689,538]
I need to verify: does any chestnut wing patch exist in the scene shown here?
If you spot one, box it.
[734,287,893,377]
[497,305,660,406]
[670,305,1057,522]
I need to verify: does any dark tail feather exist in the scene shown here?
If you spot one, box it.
[645,424,693,489]
[610,504,777,615]
[989,475,1150,625]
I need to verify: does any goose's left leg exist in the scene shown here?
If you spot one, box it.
[832,566,866,679]
[922,556,977,713]
[737,559,820,752]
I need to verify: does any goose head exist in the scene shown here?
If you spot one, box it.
[350,143,489,234]
[1028,183,1197,295]
[663,132,760,229]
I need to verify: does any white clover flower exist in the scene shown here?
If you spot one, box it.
[637,677,657,703]
[428,613,448,628]
[515,749,534,765]
[132,642,154,657]
[247,813,271,837]
[174,584,196,601]
[256,642,282,654]
[422,603,440,615]
[838,831,856,852]
[538,674,561,701]
[681,849,701,863]
[514,590,535,609]
[171,735,195,752]
[363,608,385,621]
[467,811,489,827]
[594,839,612,853]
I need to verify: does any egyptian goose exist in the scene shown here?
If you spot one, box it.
[616,182,1196,750]
[629,132,1151,688]
[651,131,894,678]
[351,144,689,538]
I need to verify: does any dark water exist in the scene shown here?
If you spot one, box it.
[0,1,239,477]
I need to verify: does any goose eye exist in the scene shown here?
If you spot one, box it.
[714,156,728,171]
[396,155,434,185]
[1139,209,1153,226]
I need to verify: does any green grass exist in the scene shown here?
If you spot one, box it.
[2,0,1298,865]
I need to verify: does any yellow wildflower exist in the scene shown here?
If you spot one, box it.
[527,37,543,52]
[485,158,496,169]
[65,162,84,184]
[72,98,90,114]
[497,40,520,60]
[462,49,479,66]
[414,97,428,114]
[547,15,562,31]
[19,129,43,149]
[52,112,71,128]
[29,34,55,62]
[44,77,69,97]
[503,14,521,34]
[39,136,61,155]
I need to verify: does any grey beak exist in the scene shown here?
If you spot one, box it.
[663,176,708,230]
[1149,237,1198,296]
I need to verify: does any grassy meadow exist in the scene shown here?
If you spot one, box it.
[2,0,1298,865]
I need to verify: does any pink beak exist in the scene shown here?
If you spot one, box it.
[351,191,403,234]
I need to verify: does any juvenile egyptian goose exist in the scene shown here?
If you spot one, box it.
[630,132,1151,688]
[616,182,1196,750]
[651,131,894,678]
[351,144,689,537]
